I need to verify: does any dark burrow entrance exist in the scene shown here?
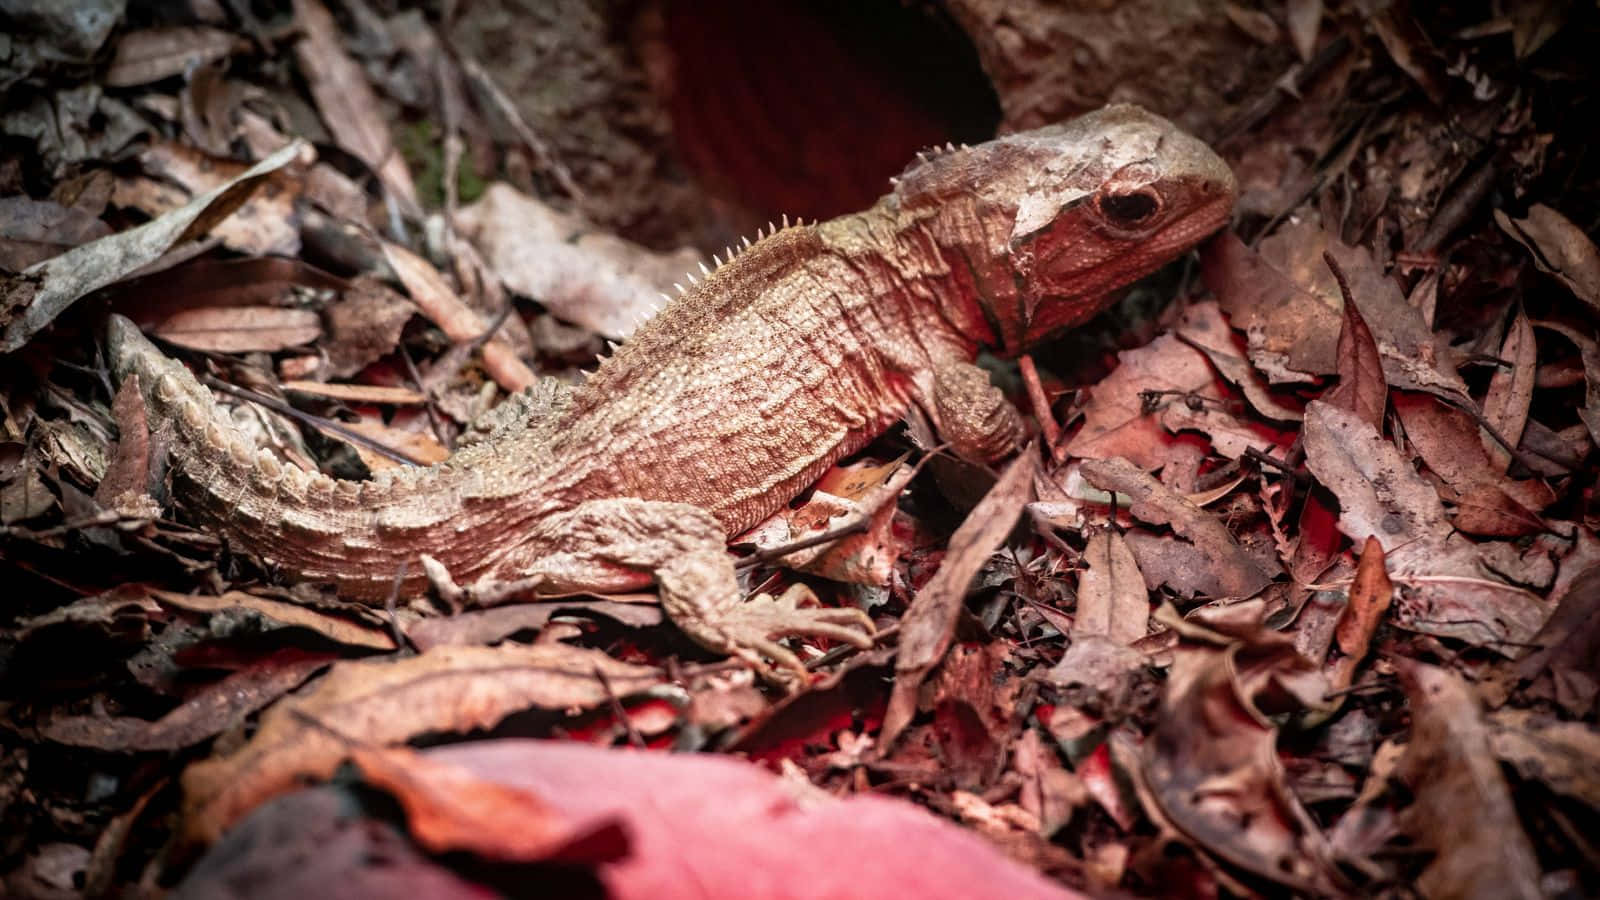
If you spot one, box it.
[646,0,1001,229]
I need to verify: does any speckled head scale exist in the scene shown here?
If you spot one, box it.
[890,104,1236,352]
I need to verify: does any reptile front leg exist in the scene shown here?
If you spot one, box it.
[432,498,875,682]
[931,360,1027,462]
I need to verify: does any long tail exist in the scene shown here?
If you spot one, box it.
[104,315,495,598]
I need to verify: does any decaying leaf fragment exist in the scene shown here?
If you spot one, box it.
[1079,457,1279,599]
[0,140,306,352]
[1496,203,1600,312]
[1129,607,1340,893]
[1393,660,1543,900]
[180,643,664,844]
[1301,401,1553,649]
[454,183,703,339]
[882,451,1036,747]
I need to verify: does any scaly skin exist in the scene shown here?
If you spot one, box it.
[108,104,1235,681]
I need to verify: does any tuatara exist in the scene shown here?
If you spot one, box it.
[108,104,1235,680]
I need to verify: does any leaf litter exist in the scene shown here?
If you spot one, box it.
[1,2,1599,898]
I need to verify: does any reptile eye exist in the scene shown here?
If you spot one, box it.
[1097,190,1162,227]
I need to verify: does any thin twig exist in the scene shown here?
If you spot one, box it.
[199,373,428,467]
[734,517,871,571]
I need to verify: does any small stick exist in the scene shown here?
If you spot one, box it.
[1019,354,1063,463]
[199,374,428,467]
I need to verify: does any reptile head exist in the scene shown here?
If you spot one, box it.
[891,104,1236,352]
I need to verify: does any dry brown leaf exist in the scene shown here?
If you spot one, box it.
[1533,320,1600,449]
[1,140,305,353]
[104,27,243,88]
[1203,224,1468,405]
[0,195,112,270]
[1509,563,1600,717]
[1394,660,1543,900]
[1201,229,1337,383]
[94,374,155,515]
[291,0,419,215]
[882,451,1036,747]
[1074,529,1149,646]
[1487,709,1600,810]
[151,305,321,353]
[1496,204,1600,311]
[1327,537,1393,696]
[404,597,663,652]
[1064,331,1220,469]
[1301,400,1450,553]
[1393,392,1552,537]
[1013,728,1087,837]
[1321,265,1388,428]
[1302,401,1551,648]
[320,276,417,378]
[42,653,332,751]
[427,739,1085,899]
[737,456,913,586]
[1079,457,1279,599]
[132,141,302,256]
[152,590,396,652]
[379,240,536,393]
[454,183,703,339]
[1175,301,1302,423]
[1132,623,1339,893]
[1285,0,1322,61]
[181,643,663,844]
[1481,307,1535,471]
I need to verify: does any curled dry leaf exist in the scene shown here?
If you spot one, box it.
[1173,301,1302,423]
[1487,709,1600,810]
[1495,203,1600,312]
[882,450,1036,747]
[152,589,396,651]
[94,374,155,516]
[1534,319,1600,449]
[1393,659,1543,900]
[1079,457,1279,599]
[453,183,703,339]
[1320,536,1393,703]
[1131,623,1340,893]
[0,140,306,353]
[737,456,913,585]
[104,27,244,88]
[1393,391,1551,537]
[42,652,333,752]
[404,597,663,652]
[180,643,663,844]
[1480,307,1535,472]
[1202,224,1468,405]
[1508,562,1600,717]
[130,141,303,256]
[379,239,537,393]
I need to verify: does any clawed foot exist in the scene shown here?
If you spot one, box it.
[688,583,876,685]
